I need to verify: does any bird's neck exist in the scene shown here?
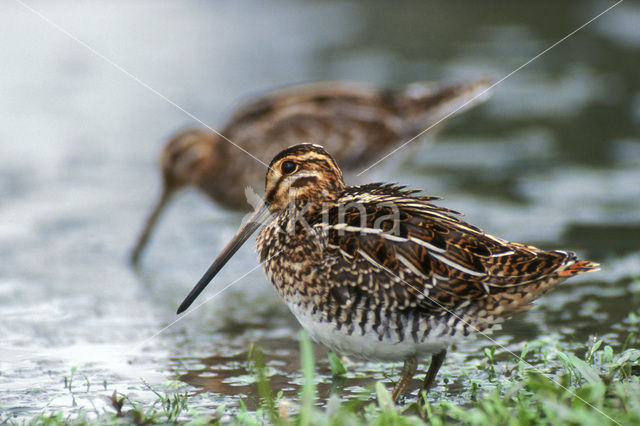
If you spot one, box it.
[275,190,344,234]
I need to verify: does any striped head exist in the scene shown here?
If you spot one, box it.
[264,144,346,212]
[161,128,223,191]
[176,143,346,314]
[130,129,224,266]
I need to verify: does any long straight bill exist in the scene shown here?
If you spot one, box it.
[176,204,272,314]
[130,187,173,266]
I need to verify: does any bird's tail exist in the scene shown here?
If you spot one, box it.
[396,78,492,135]
[558,260,600,277]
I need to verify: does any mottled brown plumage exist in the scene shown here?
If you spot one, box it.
[178,143,599,402]
[131,79,491,264]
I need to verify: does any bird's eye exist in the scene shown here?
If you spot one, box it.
[281,161,297,175]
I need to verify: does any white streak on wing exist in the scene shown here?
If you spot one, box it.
[430,252,486,277]
[379,233,409,242]
[353,226,381,234]
[396,254,429,280]
[339,249,353,259]
[491,251,514,258]
[357,248,381,269]
[409,237,446,253]
[400,203,431,209]
[327,224,485,277]
[326,224,409,242]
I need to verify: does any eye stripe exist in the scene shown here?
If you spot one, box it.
[266,175,285,204]
[291,176,318,188]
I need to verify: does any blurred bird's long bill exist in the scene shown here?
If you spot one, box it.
[176,203,272,314]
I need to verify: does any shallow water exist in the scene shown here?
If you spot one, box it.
[1,0,639,421]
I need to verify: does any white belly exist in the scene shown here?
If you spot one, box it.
[287,301,462,362]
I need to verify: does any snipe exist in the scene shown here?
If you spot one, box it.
[131,79,491,264]
[177,143,599,401]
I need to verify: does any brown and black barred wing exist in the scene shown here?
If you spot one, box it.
[317,184,599,322]
[223,84,404,169]
[225,82,383,128]
[399,202,599,318]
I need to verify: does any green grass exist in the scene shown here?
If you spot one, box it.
[234,334,640,426]
[6,334,640,425]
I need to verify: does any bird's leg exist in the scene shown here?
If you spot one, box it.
[391,356,417,403]
[419,349,446,397]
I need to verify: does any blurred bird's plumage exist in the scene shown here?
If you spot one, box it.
[132,79,491,264]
